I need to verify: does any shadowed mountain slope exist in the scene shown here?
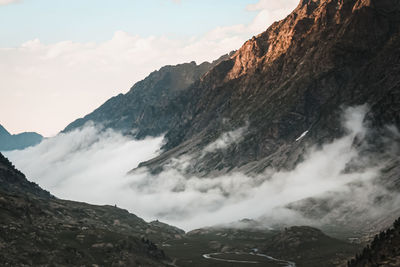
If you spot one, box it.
[348,217,400,267]
[63,55,231,138]
[0,152,183,266]
[1,152,362,266]
[131,0,400,243]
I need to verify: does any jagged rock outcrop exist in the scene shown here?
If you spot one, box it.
[138,0,400,177]
[0,124,42,151]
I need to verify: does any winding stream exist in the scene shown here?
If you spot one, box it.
[202,252,296,266]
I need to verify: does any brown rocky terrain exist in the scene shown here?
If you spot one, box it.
[0,153,363,266]
[0,153,182,266]
[62,0,400,186]
[152,0,400,177]
[130,0,400,237]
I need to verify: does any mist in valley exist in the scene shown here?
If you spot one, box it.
[5,106,400,231]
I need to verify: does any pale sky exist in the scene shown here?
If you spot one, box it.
[0,0,298,136]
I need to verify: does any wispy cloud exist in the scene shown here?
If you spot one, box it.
[0,0,20,6]
[203,124,248,153]
[246,0,299,33]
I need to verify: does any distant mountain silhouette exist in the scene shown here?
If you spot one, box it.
[0,124,42,151]
[63,55,232,138]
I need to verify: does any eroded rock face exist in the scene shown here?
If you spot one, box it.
[62,0,400,179]
[150,0,400,176]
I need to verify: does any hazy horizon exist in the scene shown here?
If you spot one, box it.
[0,0,298,136]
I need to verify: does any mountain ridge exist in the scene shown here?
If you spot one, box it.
[59,0,400,241]
[0,152,184,266]
[140,0,400,176]
[0,124,43,151]
[59,0,400,189]
[63,54,233,138]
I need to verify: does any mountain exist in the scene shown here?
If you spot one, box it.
[63,55,231,138]
[0,152,183,266]
[0,152,51,198]
[348,217,400,266]
[0,124,43,151]
[63,0,400,180]
[59,0,400,236]
[4,0,400,265]
[144,0,400,176]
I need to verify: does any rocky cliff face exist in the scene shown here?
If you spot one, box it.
[138,0,400,177]
[56,0,400,237]
[60,0,400,177]
[63,0,400,180]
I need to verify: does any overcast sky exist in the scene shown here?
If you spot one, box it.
[0,0,298,136]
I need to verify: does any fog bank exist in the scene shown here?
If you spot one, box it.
[6,107,400,231]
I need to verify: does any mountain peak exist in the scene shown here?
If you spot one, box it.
[0,124,11,137]
[226,0,327,80]
[0,125,43,151]
[225,0,399,81]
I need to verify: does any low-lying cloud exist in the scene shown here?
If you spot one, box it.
[5,123,164,203]
[5,106,400,231]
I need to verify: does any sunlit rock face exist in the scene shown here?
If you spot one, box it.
[155,0,400,177]
[59,0,400,180]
